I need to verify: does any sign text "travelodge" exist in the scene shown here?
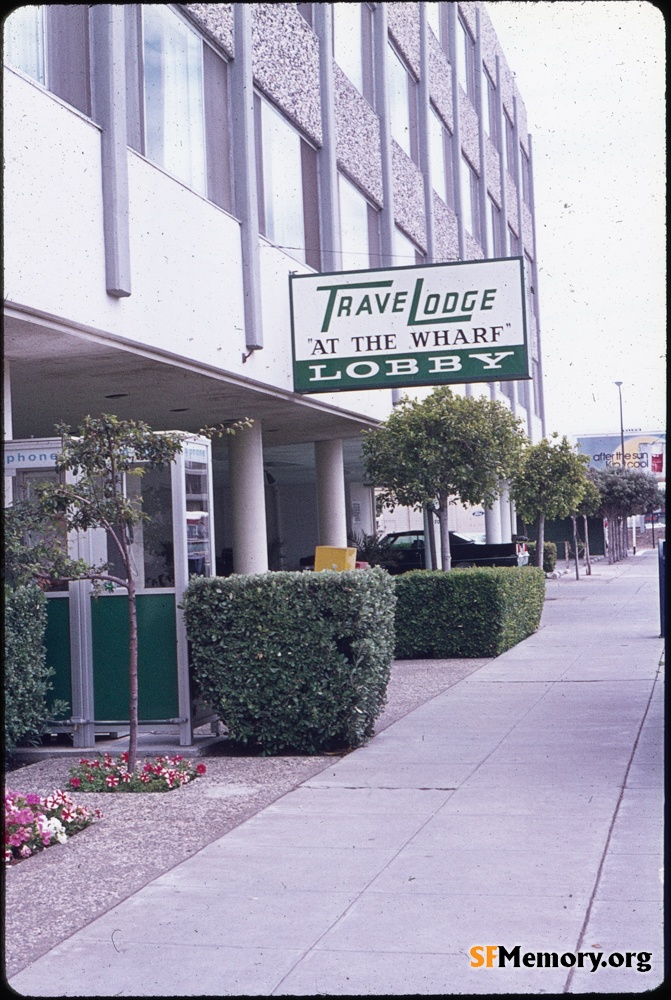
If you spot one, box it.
[290,258,529,393]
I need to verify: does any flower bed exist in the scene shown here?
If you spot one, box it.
[5,788,101,865]
[69,753,207,792]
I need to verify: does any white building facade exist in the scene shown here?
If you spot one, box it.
[4,1,546,569]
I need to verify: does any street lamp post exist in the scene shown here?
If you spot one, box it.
[614,382,626,470]
[615,381,627,557]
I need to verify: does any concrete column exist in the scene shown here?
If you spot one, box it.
[231,3,263,350]
[485,498,502,544]
[90,5,131,297]
[314,4,341,273]
[315,439,348,548]
[4,359,13,507]
[228,421,268,574]
[499,481,512,543]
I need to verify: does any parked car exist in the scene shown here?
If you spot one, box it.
[377,530,529,573]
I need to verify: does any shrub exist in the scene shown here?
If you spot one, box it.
[528,540,558,574]
[4,585,54,755]
[394,566,545,659]
[182,568,396,754]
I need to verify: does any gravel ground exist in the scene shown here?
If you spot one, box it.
[3,657,488,978]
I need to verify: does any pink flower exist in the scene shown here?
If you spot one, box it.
[70,777,81,789]
[196,763,207,775]
[105,775,119,788]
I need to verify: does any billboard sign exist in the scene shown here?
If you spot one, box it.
[576,432,666,481]
[290,258,529,393]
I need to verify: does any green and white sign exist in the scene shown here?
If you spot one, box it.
[290,258,529,393]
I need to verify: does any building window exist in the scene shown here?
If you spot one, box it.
[387,43,418,162]
[126,5,232,212]
[487,196,504,257]
[429,106,454,210]
[482,67,499,148]
[333,3,374,104]
[460,155,481,243]
[256,96,320,270]
[504,110,516,180]
[393,226,423,266]
[524,251,535,313]
[4,4,91,116]
[520,146,532,205]
[426,2,448,52]
[338,173,380,271]
[508,225,521,257]
[457,17,475,101]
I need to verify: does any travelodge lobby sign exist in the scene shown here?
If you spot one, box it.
[290,258,529,393]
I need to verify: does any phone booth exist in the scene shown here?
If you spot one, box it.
[5,434,216,748]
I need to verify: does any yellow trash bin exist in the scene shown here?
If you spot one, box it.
[313,546,357,571]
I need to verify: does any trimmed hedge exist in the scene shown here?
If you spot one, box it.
[394,566,545,659]
[4,585,51,755]
[182,568,396,754]
[528,541,558,574]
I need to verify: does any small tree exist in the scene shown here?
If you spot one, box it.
[590,467,661,563]
[361,387,526,571]
[511,434,590,569]
[27,416,186,771]
[573,476,602,576]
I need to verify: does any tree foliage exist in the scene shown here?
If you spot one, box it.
[511,434,590,568]
[361,387,526,570]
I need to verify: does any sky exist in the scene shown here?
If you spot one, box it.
[486,0,666,438]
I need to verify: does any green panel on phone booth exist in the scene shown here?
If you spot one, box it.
[91,594,179,721]
[45,597,72,712]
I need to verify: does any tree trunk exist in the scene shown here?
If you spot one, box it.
[127,577,139,774]
[437,500,452,572]
[535,513,545,569]
[583,514,592,575]
[571,515,580,579]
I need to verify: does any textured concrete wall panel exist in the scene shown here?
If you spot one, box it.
[183,4,234,57]
[428,41,453,130]
[334,67,383,206]
[251,3,322,146]
[388,1,420,77]
[458,90,480,168]
[505,174,519,230]
[432,194,460,262]
[391,143,426,251]
[458,1,478,39]
[464,232,484,260]
[486,140,502,202]
[522,202,535,252]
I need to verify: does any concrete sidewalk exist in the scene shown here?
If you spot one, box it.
[8,552,664,996]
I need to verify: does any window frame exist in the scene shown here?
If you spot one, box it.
[255,93,321,271]
[4,4,91,117]
[457,16,476,101]
[425,2,449,54]
[482,66,499,149]
[387,40,419,164]
[520,146,532,205]
[338,171,381,272]
[332,2,375,106]
[429,104,455,211]
[504,109,516,180]
[460,154,482,244]
[126,4,233,213]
